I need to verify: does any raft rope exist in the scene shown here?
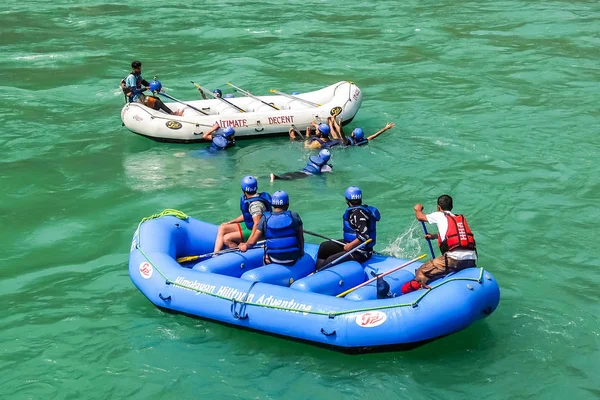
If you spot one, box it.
[136,209,189,244]
[135,212,485,318]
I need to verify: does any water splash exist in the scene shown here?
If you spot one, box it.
[380,221,425,259]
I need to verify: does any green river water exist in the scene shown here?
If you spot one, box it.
[1,0,599,398]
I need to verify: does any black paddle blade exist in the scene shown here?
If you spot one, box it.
[376,277,390,299]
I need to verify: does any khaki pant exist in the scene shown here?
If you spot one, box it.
[415,255,476,286]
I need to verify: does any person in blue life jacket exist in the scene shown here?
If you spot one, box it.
[239,190,304,266]
[212,176,272,253]
[198,123,236,152]
[314,186,381,271]
[121,60,149,103]
[134,79,183,115]
[328,117,395,146]
[270,149,332,182]
[302,121,342,149]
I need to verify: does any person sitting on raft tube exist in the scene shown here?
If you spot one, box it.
[328,117,395,146]
[121,60,149,103]
[212,176,272,253]
[270,149,332,182]
[303,121,342,149]
[135,80,183,116]
[239,190,305,266]
[200,123,236,152]
[402,194,477,294]
[314,186,381,271]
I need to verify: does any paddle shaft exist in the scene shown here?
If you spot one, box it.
[316,239,372,272]
[303,230,345,246]
[227,82,280,110]
[158,92,208,115]
[191,81,246,112]
[269,89,320,107]
[177,241,266,263]
[336,254,427,297]
[420,221,436,259]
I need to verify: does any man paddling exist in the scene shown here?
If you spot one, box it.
[402,195,477,293]
[314,186,380,271]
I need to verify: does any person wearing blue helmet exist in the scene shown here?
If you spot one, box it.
[212,176,273,253]
[314,186,381,271]
[328,117,395,146]
[303,120,342,149]
[270,149,332,182]
[213,89,223,98]
[136,79,183,115]
[198,123,236,152]
[239,190,305,266]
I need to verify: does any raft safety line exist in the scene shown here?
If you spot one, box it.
[135,213,485,318]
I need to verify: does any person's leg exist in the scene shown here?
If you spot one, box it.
[213,223,242,252]
[315,241,345,270]
[223,229,244,248]
[414,255,447,287]
[270,171,310,182]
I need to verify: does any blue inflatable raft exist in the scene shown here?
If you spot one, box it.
[129,211,500,353]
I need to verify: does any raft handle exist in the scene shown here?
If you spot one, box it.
[159,293,171,301]
[320,328,336,337]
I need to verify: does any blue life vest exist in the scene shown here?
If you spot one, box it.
[122,73,144,103]
[240,192,272,229]
[302,155,328,175]
[347,136,368,146]
[342,205,381,250]
[264,211,301,263]
[310,137,341,149]
[208,134,235,152]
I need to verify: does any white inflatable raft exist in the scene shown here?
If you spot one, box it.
[120,81,363,143]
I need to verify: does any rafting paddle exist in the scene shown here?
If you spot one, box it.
[191,81,246,113]
[336,254,427,297]
[226,82,280,110]
[158,91,209,115]
[420,221,436,259]
[269,89,320,107]
[177,241,266,263]
[303,230,345,246]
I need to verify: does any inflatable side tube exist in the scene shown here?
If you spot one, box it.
[192,248,265,277]
[345,269,415,301]
[240,253,314,286]
[290,261,367,296]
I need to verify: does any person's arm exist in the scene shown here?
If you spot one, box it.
[141,79,150,86]
[239,216,265,252]
[203,123,220,141]
[223,214,244,225]
[294,213,305,253]
[367,122,395,141]
[305,139,321,149]
[333,117,349,145]
[328,117,341,140]
[414,204,428,222]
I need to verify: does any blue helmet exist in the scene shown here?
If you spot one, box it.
[319,149,331,162]
[317,123,330,136]
[149,80,162,93]
[345,186,362,201]
[241,176,257,193]
[271,190,289,206]
[352,128,364,140]
[291,91,300,95]
[213,89,222,97]
[224,93,234,98]
[222,127,235,137]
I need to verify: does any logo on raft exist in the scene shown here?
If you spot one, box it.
[355,311,387,328]
[133,114,143,122]
[139,262,153,279]
[330,106,342,116]
[166,120,182,130]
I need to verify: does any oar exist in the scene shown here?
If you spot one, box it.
[157,92,209,115]
[313,239,373,274]
[420,221,436,259]
[226,82,280,110]
[303,230,345,246]
[177,241,266,263]
[191,81,246,113]
[336,254,427,297]
[269,89,320,107]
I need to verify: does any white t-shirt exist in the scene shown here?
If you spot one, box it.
[426,211,477,261]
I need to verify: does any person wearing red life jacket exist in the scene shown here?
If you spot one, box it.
[402,194,477,294]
